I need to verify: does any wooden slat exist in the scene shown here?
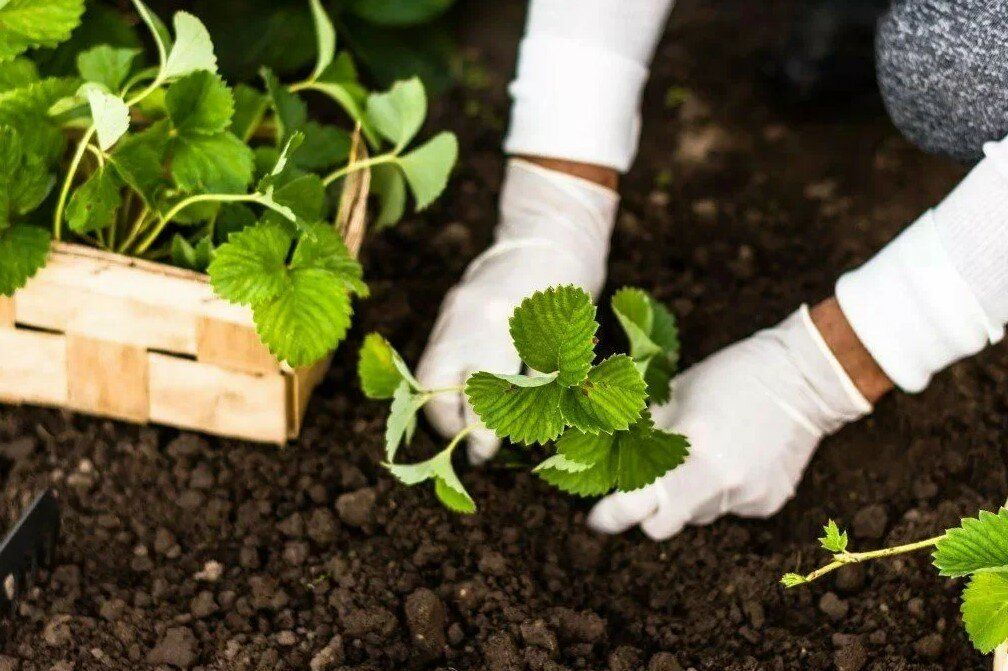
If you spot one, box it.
[0,297,12,326]
[148,353,288,444]
[67,335,150,422]
[196,317,278,375]
[0,329,67,406]
[287,356,331,438]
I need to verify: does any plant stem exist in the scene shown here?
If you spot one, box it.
[118,205,151,254]
[53,126,97,241]
[424,385,466,396]
[794,535,945,585]
[445,425,477,454]
[321,153,397,187]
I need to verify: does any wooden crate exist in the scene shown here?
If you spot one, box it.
[0,243,329,444]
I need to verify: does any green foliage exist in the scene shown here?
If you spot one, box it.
[345,0,454,27]
[362,286,688,513]
[934,508,1008,577]
[819,520,848,553]
[387,446,475,514]
[165,71,233,135]
[961,571,1008,654]
[612,287,679,404]
[67,167,121,234]
[77,45,139,92]
[0,0,85,62]
[83,83,130,151]
[0,223,50,295]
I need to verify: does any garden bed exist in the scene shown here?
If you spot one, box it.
[0,0,1001,669]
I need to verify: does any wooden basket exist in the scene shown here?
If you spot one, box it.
[0,134,371,444]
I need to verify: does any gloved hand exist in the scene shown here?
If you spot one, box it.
[588,305,872,540]
[417,158,619,464]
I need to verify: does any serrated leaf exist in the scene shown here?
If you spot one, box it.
[465,371,565,446]
[819,520,849,553]
[165,70,233,136]
[0,77,77,162]
[294,122,350,171]
[560,355,647,435]
[215,202,256,242]
[163,11,217,79]
[934,508,1008,578]
[0,58,38,92]
[77,45,139,92]
[386,447,475,514]
[83,84,130,151]
[229,84,267,142]
[0,0,85,62]
[308,0,336,83]
[366,77,426,149]
[109,124,169,206]
[270,174,326,222]
[66,167,121,234]
[290,221,367,296]
[535,444,616,497]
[371,162,406,228]
[508,285,597,387]
[208,220,290,305]
[611,287,679,404]
[384,382,425,461]
[171,131,253,194]
[358,333,409,400]
[0,124,51,226]
[780,573,807,589]
[613,420,688,491]
[261,68,306,143]
[397,131,457,210]
[0,223,50,295]
[962,571,1008,653]
[253,267,352,367]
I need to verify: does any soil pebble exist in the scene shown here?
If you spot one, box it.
[914,633,944,659]
[520,618,558,654]
[818,592,849,622]
[0,655,18,671]
[309,635,345,671]
[834,638,868,671]
[335,487,376,528]
[483,632,523,671]
[609,645,643,670]
[190,590,218,619]
[648,652,685,671]
[835,564,866,593]
[146,626,196,668]
[404,588,447,657]
[852,504,889,540]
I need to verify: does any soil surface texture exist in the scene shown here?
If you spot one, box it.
[1,1,999,670]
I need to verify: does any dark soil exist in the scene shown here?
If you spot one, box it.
[1,1,1001,669]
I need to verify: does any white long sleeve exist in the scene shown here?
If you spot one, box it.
[504,0,675,172]
[836,137,1008,392]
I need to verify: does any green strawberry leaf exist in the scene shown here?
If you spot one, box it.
[77,45,139,92]
[371,162,406,229]
[293,122,350,171]
[612,417,688,491]
[0,0,85,62]
[109,123,169,207]
[819,520,849,553]
[66,166,121,234]
[0,125,51,227]
[358,332,414,400]
[366,77,425,150]
[261,68,307,143]
[508,285,597,387]
[611,287,679,404]
[229,84,268,142]
[208,220,290,305]
[384,381,426,460]
[559,355,647,435]
[465,371,565,446]
[961,571,1008,653]
[165,70,234,136]
[387,447,475,514]
[171,131,253,194]
[269,174,326,223]
[308,0,336,83]
[0,223,50,295]
[162,11,217,79]
[0,58,38,93]
[0,77,77,163]
[535,435,617,497]
[290,222,367,296]
[397,131,457,210]
[934,508,1008,577]
[83,83,130,151]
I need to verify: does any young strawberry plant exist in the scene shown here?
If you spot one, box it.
[0,0,457,367]
[357,285,689,512]
[783,512,1008,654]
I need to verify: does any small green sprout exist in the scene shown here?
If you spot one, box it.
[783,508,1008,654]
[358,285,690,512]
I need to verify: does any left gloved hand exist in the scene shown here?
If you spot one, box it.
[587,305,872,540]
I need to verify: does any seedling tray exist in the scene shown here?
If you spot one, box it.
[0,243,328,444]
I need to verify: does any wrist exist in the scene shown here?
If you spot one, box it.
[810,298,893,404]
[514,155,619,191]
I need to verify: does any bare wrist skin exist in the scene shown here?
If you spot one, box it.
[811,297,894,404]
[516,155,619,191]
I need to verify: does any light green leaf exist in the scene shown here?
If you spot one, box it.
[780,573,807,589]
[0,223,50,295]
[613,420,688,491]
[308,0,336,83]
[0,58,38,92]
[290,221,367,296]
[611,288,661,360]
[819,520,849,553]
[358,333,410,400]
[508,285,597,387]
[962,571,1008,653]
[207,220,291,305]
[252,267,352,367]
[371,162,406,229]
[384,381,425,460]
[229,84,267,142]
[386,447,475,514]
[535,434,616,498]
[66,167,121,234]
[83,84,130,151]
[171,131,253,194]
[611,287,679,404]
[77,45,139,92]
[934,508,1008,577]
[163,11,217,79]
[465,371,565,446]
[489,371,560,388]
[165,70,234,136]
[560,356,648,435]
[0,0,85,62]
[397,131,457,210]
[366,77,426,149]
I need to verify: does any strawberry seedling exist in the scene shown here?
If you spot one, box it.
[783,511,1008,653]
[0,0,458,368]
[358,285,690,512]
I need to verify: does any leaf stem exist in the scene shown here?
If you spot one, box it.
[53,126,97,241]
[424,385,466,396]
[445,425,478,454]
[790,535,945,585]
[321,153,397,187]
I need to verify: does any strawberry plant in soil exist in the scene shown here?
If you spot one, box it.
[0,1,1003,669]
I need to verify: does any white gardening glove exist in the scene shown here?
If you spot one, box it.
[588,306,872,540]
[417,159,619,464]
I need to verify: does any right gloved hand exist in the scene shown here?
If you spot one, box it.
[416,158,619,464]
